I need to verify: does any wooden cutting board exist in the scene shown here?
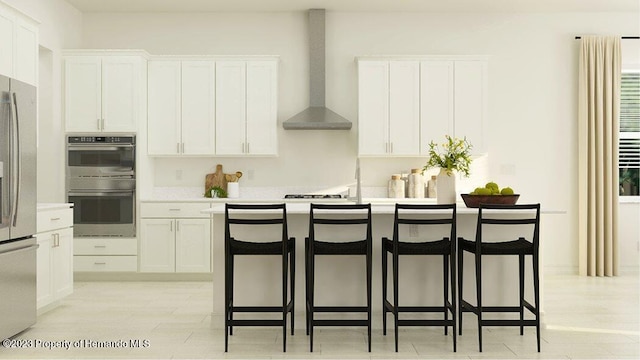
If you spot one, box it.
[205,164,227,193]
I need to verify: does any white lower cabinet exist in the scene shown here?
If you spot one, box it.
[140,202,211,273]
[73,238,138,272]
[36,206,74,310]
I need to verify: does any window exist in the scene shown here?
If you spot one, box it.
[619,70,640,196]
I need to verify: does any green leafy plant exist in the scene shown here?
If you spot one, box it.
[204,186,227,198]
[423,135,473,177]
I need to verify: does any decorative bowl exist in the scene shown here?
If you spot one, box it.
[460,194,520,208]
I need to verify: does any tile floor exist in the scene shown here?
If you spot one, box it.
[1,274,638,359]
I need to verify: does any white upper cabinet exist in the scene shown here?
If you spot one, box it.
[358,61,389,155]
[388,61,420,155]
[358,56,487,157]
[148,60,181,155]
[358,60,419,156]
[64,53,144,133]
[147,60,216,156]
[0,3,38,85]
[216,60,277,156]
[181,61,216,155]
[420,61,454,154]
[246,61,277,155]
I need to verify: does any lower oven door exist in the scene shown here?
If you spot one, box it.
[68,190,135,237]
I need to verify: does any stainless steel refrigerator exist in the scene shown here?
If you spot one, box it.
[0,75,37,340]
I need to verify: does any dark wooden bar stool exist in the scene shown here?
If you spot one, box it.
[224,203,295,352]
[458,203,541,352]
[382,203,457,352]
[305,203,373,352]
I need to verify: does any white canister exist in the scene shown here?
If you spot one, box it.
[408,169,425,198]
[227,182,240,198]
[388,175,405,198]
[427,175,437,198]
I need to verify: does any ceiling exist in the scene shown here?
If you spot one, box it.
[65,0,639,13]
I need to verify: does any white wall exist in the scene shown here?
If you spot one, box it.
[2,0,82,202]
[81,10,639,273]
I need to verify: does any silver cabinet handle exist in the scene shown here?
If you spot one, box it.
[176,220,180,232]
[242,142,245,153]
[182,143,185,153]
[97,119,101,130]
[385,142,388,153]
[177,143,180,153]
[94,262,106,265]
[51,217,61,221]
[102,119,105,130]
[391,142,394,153]
[170,221,173,232]
[169,208,180,211]
[94,245,106,248]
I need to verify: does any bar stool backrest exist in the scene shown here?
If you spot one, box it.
[225,203,289,249]
[308,203,372,243]
[393,204,457,245]
[475,203,541,251]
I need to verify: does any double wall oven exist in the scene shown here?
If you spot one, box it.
[67,135,136,237]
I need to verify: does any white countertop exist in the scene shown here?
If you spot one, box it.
[202,202,565,215]
[37,203,74,211]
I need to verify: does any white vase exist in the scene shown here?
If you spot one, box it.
[227,182,240,198]
[436,168,456,204]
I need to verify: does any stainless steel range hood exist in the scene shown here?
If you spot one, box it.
[283,9,352,130]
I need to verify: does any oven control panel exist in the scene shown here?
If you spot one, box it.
[68,136,135,144]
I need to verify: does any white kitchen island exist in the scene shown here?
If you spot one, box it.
[203,202,564,330]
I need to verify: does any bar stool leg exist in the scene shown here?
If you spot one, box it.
[519,253,525,336]
[290,242,296,336]
[305,238,310,336]
[229,254,235,336]
[282,248,288,352]
[458,247,464,336]
[392,250,399,352]
[309,248,315,352]
[475,253,483,352]
[450,247,457,352]
[224,252,230,352]
[534,252,541,352]
[382,247,388,336]
[443,254,449,335]
[367,242,373,353]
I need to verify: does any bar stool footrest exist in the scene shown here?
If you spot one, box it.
[228,319,286,326]
[313,306,368,313]
[312,319,369,327]
[480,319,538,327]
[398,319,455,326]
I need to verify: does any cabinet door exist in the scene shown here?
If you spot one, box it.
[13,17,37,86]
[53,229,73,299]
[181,61,216,155]
[36,232,53,309]
[420,61,454,155]
[64,57,102,132]
[102,56,139,132]
[454,60,487,154]
[148,61,181,155]
[0,7,13,78]
[215,61,246,155]
[175,219,211,273]
[246,61,277,155]
[358,61,389,156]
[388,61,420,155]
[140,219,175,272]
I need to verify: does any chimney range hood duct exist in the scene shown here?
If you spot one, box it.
[283,9,352,130]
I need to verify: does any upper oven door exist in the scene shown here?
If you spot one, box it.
[67,143,135,177]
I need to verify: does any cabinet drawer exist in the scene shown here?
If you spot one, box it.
[37,208,73,233]
[74,238,137,256]
[140,202,210,218]
[74,256,137,272]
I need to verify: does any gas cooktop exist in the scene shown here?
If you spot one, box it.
[284,194,344,199]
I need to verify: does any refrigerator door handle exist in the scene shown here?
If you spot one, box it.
[9,92,19,227]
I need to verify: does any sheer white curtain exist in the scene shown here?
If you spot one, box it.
[578,36,621,277]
